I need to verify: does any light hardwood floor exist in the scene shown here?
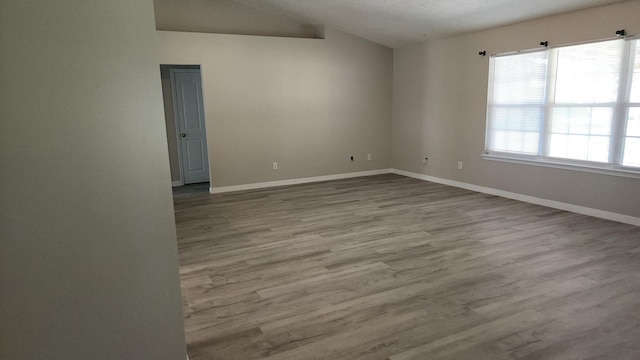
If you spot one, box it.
[173,174,640,360]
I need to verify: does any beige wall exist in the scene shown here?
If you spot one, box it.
[154,0,320,39]
[392,1,640,217]
[157,29,393,187]
[0,1,186,359]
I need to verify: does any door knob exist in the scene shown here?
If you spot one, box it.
[181,133,186,137]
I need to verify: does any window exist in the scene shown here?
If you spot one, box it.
[626,43,640,167]
[485,38,640,174]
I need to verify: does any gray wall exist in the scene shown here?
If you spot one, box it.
[154,0,320,39]
[160,65,182,182]
[392,1,640,217]
[0,1,187,359]
[157,29,393,188]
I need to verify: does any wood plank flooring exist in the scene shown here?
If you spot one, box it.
[173,174,640,360]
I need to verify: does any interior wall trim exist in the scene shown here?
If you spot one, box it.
[391,169,640,227]
[209,169,393,194]
[206,167,638,227]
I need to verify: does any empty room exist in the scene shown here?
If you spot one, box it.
[2,1,640,360]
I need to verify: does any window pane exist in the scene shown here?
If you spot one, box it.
[626,39,639,167]
[492,130,539,154]
[551,108,570,133]
[549,134,569,158]
[554,40,623,104]
[492,51,547,104]
[492,107,542,131]
[549,107,612,162]
[488,51,546,155]
[566,135,590,160]
[623,137,640,167]
[587,136,610,162]
[630,40,640,103]
[626,107,640,137]
[590,108,614,135]
[550,134,610,162]
[549,40,619,163]
[623,107,640,167]
[551,107,613,135]
[489,107,542,154]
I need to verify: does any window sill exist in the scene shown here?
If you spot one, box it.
[481,153,640,179]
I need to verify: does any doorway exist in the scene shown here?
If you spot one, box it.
[160,65,210,186]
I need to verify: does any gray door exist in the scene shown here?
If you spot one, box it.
[171,69,209,184]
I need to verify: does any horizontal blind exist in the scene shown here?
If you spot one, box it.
[487,51,547,155]
[554,40,623,104]
[485,37,640,171]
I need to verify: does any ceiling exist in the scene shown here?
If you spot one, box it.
[232,0,630,48]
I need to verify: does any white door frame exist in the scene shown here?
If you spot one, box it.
[169,67,210,185]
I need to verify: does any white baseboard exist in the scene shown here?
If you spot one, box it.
[209,169,392,194]
[391,169,640,227]
[172,180,183,187]
[204,167,639,226]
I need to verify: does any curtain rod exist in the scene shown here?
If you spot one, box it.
[484,31,637,58]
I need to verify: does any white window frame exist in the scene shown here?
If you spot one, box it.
[483,37,640,179]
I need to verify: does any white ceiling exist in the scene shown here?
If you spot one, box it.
[232,0,630,48]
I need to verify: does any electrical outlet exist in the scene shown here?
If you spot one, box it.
[458,161,463,170]
[367,153,372,161]
[273,162,278,170]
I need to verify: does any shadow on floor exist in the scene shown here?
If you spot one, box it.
[172,182,210,199]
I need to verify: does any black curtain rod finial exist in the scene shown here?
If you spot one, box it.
[616,29,625,37]
[540,41,548,47]
[479,50,486,56]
